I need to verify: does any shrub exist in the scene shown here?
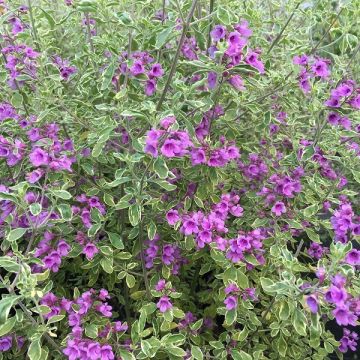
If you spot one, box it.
[0,0,359,359]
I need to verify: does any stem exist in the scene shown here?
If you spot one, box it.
[85,13,95,53]
[156,0,199,111]
[207,0,215,49]
[27,0,40,51]
[294,240,304,257]
[266,1,302,55]
[309,8,344,55]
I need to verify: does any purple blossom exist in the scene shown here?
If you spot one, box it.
[271,201,286,216]
[157,296,172,313]
[210,25,227,42]
[306,295,318,313]
[224,295,238,310]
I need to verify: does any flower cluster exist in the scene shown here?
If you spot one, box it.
[0,334,24,352]
[116,51,164,96]
[74,231,99,260]
[2,43,39,89]
[339,328,358,353]
[325,80,359,109]
[307,242,328,260]
[40,289,126,360]
[144,234,186,274]
[331,201,359,243]
[145,124,240,168]
[33,231,71,273]
[72,194,106,229]
[155,280,174,313]
[293,54,331,93]
[52,55,77,81]
[145,128,193,158]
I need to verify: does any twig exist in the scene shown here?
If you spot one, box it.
[207,0,215,49]
[267,1,302,55]
[156,0,199,111]
[309,8,344,55]
[26,0,40,51]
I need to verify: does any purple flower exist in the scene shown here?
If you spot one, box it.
[324,97,341,108]
[130,60,145,75]
[332,306,357,326]
[271,201,286,216]
[43,251,62,272]
[0,336,12,351]
[306,295,318,313]
[166,209,180,225]
[149,63,164,78]
[207,71,217,89]
[100,345,114,360]
[82,243,98,260]
[245,50,264,74]
[157,296,172,313]
[145,79,156,96]
[339,328,358,353]
[234,20,252,37]
[345,249,360,265]
[160,116,176,129]
[96,303,112,317]
[26,169,44,183]
[228,75,245,91]
[224,295,238,310]
[190,148,206,165]
[293,54,308,65]
[210,25,226,42]
[113,321,128,332]
[63,339,80,360]
[155,279,166,291]
[312,59,330,78]
[29,148,49,167]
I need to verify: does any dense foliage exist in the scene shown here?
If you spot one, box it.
[0,0,359,359]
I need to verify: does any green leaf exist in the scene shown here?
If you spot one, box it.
[6,228,27,242]
[92,142,106,158]
[303,204,319,218]
[153,157,169,179]
[152,179,177,191]
[128,203,141,226]
[100,257,113,274]
[28,339,42,360]
[191,345,203,360]
[85,324,98,338]
[29,203,42,216]
[236,270,249,289]
[231,349,252,360]
[225,309,237,326]
[292,308,307,336]
[47,315,65,324]
[107,232,124,249]
[279,301,290,321]
[0,256,20,272]
[101,61,116,91]
[0,316,16,337]
[118,349,135,360]
[40,8,55,29]
[51,190,72,200]
[156,23,175,49]
[126,274,136,288]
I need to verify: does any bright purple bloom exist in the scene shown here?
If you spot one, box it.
[224,295,238,310]
[306,295,318,313]
[271,201,286,216]
[29,148,49,167]
[82,243,98,260]
[157,296,172,313]
[210,25,226,42]
[145,79,156,96]
[345,250,360,265]
[208,71,217,89]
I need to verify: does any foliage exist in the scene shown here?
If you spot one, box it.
[0,0,359,359]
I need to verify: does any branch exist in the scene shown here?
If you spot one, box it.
[156,0,199,111]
